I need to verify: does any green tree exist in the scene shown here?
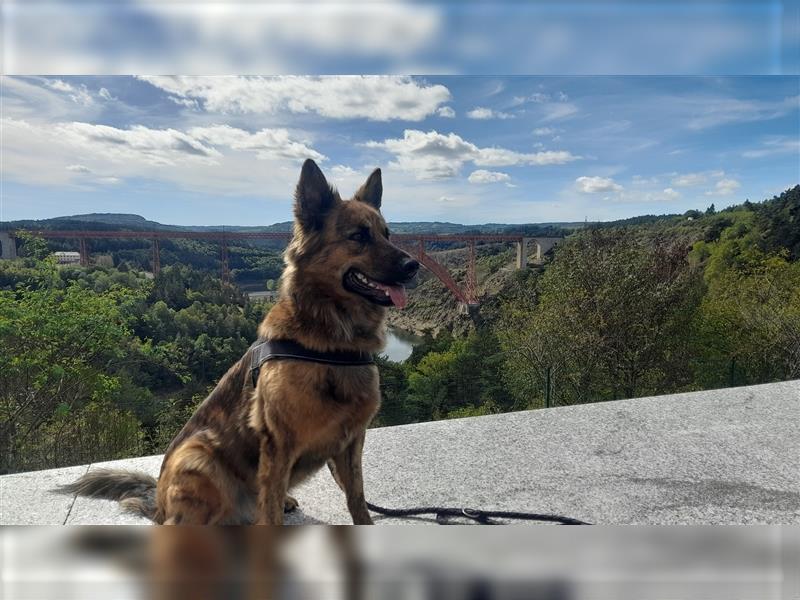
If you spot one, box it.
[498,229,703,407]
[0,274,145,473]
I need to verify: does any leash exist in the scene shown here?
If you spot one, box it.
[366,501,591,525]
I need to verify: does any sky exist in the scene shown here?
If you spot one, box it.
[2,75,798,225]
[3,1,798,75]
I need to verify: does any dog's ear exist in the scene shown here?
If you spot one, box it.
[353,168,382,210]
[294,159,337,230]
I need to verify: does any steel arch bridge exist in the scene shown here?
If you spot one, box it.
[6,230,561,306]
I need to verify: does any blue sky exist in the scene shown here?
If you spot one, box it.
[3,1,798,75]
[1,75,798,225]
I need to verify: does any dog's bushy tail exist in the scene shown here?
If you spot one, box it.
[56,468,158,521]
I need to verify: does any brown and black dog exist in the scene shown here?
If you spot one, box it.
[61,159,419,525]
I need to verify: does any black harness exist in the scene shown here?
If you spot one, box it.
[249,338,375,387]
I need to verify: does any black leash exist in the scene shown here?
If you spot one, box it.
[366,501,591,525]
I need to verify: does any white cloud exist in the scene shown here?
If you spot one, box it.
[169,96,200,109]
[684,95,799,130]
[662,187,681,200]
[436,106,456,118]
[467,107,513,120]
[512,92,560,105]
[631,175,660,186]
[188,125,325,162]
[138,76,451,122]
[468,170,511,184]
[64,162,120,185]
[742,136,800,158]
[365,129,580,180]
[98,87,115,101]
[532,127,557,136]
[541,103,579,122]
[1,117,327,199]
[54,121,222,166]
[575,176,623,193]
[706,178,741,196]
[330,165,358,178]
[671,170,725,187]
[42,78,95,106]
[476,147,577,167]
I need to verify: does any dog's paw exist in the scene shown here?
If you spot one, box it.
[283,495,299,513]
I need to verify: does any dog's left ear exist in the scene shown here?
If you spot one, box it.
[353,168,382,210]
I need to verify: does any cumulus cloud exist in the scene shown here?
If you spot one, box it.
[188,125,325,161]
[1,116,326,198]
[42,78,95,106]
[98,87,115,101]
[466,107,513,120]
[364,129,580,179]
[468,170,511,184]
[138,76,451,122]
[706,178,741,196]
[436,106,456,118]
[54,121,223,166]
[662,187,681,200]
[575,176,623,193]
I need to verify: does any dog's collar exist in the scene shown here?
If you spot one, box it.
[249,338,375,387]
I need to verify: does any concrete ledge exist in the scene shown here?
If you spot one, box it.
[2,380,799,525]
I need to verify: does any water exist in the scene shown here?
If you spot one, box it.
[381,327,422,362]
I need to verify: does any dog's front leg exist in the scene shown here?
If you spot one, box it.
[256,436,291,525]
[327,431,373,525]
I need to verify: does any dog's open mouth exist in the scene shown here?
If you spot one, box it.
[343,268,408,309]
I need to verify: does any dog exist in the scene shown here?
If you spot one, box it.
[60,159,419,525]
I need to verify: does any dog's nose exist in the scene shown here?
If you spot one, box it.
[402,258,420,278]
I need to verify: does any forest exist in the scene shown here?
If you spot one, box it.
[0,186,797,473]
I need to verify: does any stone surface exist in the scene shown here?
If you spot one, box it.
[2,380,798,525]
[0,464,90,525]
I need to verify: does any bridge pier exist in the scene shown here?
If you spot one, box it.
[0,232,18,260]
[220,240,230,284]
[151,239,161,276]
[78,238,89,266]
[516,238,530,269]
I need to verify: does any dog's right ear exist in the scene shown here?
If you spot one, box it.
[294,159,337,231]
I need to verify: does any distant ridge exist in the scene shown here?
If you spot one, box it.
[3,213,585,236]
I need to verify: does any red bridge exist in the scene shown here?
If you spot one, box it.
[3,230,562,306]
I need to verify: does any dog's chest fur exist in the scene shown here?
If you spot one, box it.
[251,361,380,476]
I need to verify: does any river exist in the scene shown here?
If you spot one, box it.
[381,327,423,362]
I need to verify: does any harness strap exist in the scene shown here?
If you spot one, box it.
[250,339,375,387]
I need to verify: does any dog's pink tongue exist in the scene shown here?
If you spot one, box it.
[388,285,407,309]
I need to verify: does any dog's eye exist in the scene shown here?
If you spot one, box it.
[350,230,369,243]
